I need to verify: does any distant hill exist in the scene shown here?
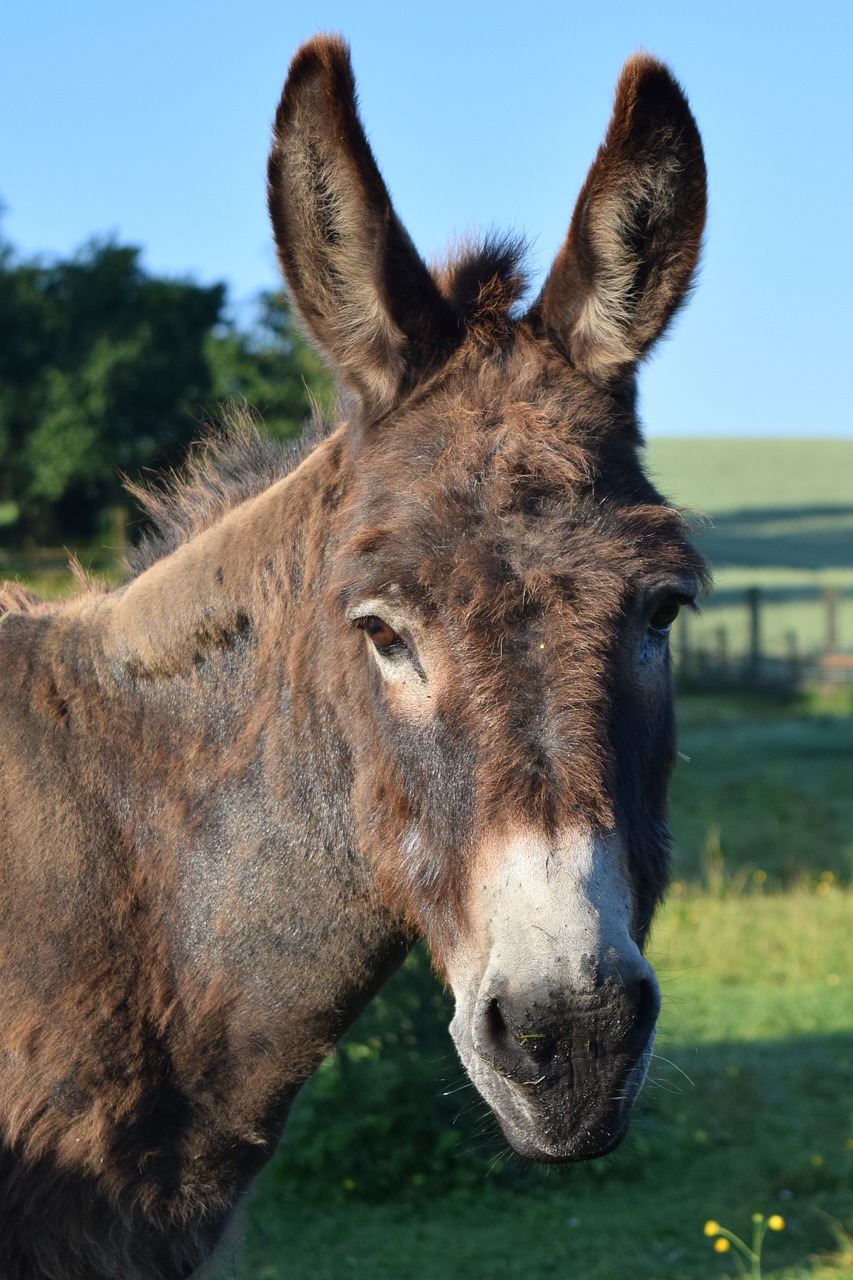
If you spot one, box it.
[645,438,853,515]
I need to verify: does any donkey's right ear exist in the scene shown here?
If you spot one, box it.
[268,36,458,417]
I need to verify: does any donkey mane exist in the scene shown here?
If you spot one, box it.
[126,411,322,577]
[434,233,529,330]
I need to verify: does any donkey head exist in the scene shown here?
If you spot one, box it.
[268,37,706,1162]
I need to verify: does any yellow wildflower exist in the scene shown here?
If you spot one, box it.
[704,1221,721,1237]
[768,1215,785,1231]
[714,1238,731,1253]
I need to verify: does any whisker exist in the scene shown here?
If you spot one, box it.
[650,1053,695,1088]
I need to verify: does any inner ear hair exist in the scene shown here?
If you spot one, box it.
[267,35,458,416]
[530,53,707,383]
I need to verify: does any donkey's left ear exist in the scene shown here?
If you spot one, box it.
[529,54,706,383]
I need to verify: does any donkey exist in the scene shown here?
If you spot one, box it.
[0,35,706,1279]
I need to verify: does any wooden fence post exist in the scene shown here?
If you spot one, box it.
[785,630,799,681]
[824,587,840,654]
[746,587,762,682]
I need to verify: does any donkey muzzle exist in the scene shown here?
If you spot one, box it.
[447,827,662,1161]
[470,958,660,1160]
[473,964,660,1085]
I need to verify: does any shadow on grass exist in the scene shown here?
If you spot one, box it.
[706,582,852,608]
[245,1028,853,1279]
[689,504,853,572]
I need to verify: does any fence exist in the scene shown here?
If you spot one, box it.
[0,546,122,584]
[675,585,853,688]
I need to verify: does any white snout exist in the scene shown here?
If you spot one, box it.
[445,827,659,1160]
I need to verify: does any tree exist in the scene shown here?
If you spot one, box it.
[0,237,225,540]
[0,229,332,546]
[206,289,334,440]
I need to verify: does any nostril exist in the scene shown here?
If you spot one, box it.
[484,996,508,1046]
[636,975,661,1024]
[481,996,527,1063]
[475,994,538,1076]
[473,971,661,1081]
[625,974,661,1055]
[637,977,655,1018]
[476,995,552,1073]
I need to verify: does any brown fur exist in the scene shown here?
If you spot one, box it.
[0,36,706,1278]
[0,580,44,613]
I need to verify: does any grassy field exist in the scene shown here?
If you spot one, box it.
[644,440,853,515]
[645,440,853,661]
[669,690,853,888]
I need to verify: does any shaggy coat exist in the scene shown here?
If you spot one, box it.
[0,36,706,1279]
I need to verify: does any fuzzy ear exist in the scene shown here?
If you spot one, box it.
[530,54,706,383]
[267,36,458,416]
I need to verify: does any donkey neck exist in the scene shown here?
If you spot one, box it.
[87,429,410,1082]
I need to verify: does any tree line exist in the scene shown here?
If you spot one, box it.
[0,227,332,546]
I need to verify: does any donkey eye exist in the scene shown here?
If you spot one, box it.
[648,596,684,636]
[356,615,406,654]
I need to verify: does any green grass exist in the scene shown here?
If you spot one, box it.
[645,440,853,515]
[0,560,122,599]
[670,690,853,888]
[241,888,853,1280]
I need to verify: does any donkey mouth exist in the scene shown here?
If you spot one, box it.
[491,1034,650,1167]
[482,1035,656,1163]
[452,1004,658,1164]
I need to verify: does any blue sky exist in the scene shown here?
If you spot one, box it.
[2,1,851,438]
